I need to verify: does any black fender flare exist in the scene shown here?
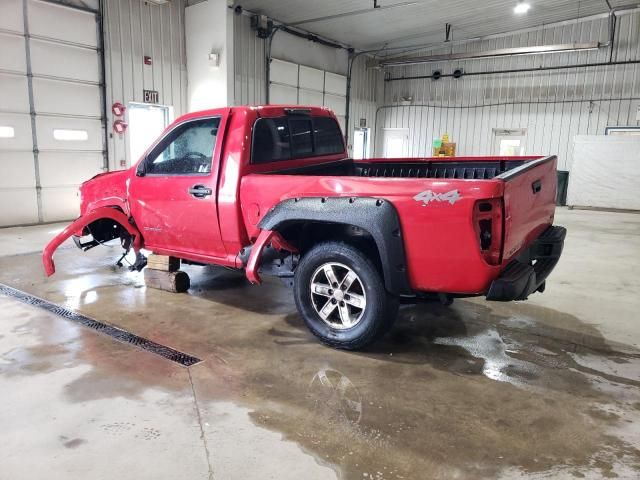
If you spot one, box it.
[258,197,411,295]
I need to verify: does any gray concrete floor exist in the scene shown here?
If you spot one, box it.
[0,208,639,479]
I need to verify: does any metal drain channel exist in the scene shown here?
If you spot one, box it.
[0,283,202,367]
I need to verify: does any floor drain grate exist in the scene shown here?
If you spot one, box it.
[0,283,202,367]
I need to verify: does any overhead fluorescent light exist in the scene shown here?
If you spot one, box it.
[145,0,170,5]
[373,43,602,68]
[514,1,531,14]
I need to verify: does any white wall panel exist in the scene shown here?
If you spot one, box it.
[36,116,102,152]
[346,53,383,156]
[324,93,347,116]
[0,190,39,226]
[28,0,97,46]
[40,187,79,222]
[30,39,100,82]
[0,0,24,33]
[269,57,348,123]
[185,0,233,111]
[269,83,298,104]
[0,33,27,73]
[0,74,29,113]
[568,136,640,210]
[299,89,324,106]
[38,151,102,187]
[0,152,36,189]
[324,72,347,96]
[33,78,101,117]
[233,12,265,105]
[270,59,299,87]
[299,66,324,92]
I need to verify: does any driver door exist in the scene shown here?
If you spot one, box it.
[128,112,228,260]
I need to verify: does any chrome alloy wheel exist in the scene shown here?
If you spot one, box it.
[310,262,367,329]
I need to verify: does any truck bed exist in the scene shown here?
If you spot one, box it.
[243,154,558,294]
[267,156,544,180]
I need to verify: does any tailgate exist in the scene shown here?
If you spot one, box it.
[499,156,557,262]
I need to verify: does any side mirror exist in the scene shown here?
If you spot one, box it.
[135,161,146,177]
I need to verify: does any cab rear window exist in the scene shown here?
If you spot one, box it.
[252,116,344,164]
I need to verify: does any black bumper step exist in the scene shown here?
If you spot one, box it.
[486,226,566,301]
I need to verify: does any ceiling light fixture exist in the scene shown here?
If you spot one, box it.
[514,1,531,14]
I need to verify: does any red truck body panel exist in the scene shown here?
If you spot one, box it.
[501,157,557,260]
[44,105,559,298]
[240,174,504,293]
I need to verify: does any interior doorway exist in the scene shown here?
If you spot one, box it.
[127,103,172,167]
[353,128,370,159]
[493,128,527,156]
[382,128,409,158]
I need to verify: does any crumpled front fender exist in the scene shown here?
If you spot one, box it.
[244,230,298,285]
[42,207,143,276]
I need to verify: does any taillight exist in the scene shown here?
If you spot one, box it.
[473,199,504,265]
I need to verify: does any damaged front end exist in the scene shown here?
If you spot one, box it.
[42,207,146,276]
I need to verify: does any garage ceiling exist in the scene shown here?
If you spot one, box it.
[235,0,630,50]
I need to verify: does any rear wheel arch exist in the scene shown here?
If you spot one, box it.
[259,197,411,295]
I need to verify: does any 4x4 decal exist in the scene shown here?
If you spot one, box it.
[413,189,461,206]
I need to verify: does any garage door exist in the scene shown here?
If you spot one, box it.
[269,58,347,132]
[0,0,105,227]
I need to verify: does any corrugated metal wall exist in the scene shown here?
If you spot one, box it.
[347,53,383,151]
[103,0,187,171]
[233,12,266,106]
[379,10,640,169]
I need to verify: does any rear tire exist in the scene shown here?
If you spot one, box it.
[294,241,398,350]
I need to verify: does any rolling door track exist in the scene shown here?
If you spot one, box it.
[0,0,105,226]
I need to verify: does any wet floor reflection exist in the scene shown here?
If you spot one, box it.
[307,368,363,425]
[1,248,640,479]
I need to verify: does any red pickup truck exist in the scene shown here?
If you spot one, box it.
[43,105,565,349]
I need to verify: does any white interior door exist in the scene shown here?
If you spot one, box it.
[353,128,370,160]
[383,128,409,158]
[127,104,171,166]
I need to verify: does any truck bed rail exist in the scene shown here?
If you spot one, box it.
[354,160,526,179]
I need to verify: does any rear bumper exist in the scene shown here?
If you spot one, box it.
[486,225,566,301]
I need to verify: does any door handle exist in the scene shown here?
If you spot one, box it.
[532,179,542,194]
[188,184,212,198]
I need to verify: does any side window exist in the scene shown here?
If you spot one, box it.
[289,119,313,156]
[145,117,220,175]
[313,117,344,155]
[252,118,291,164]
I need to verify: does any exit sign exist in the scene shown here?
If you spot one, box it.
[143,89,159,104]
